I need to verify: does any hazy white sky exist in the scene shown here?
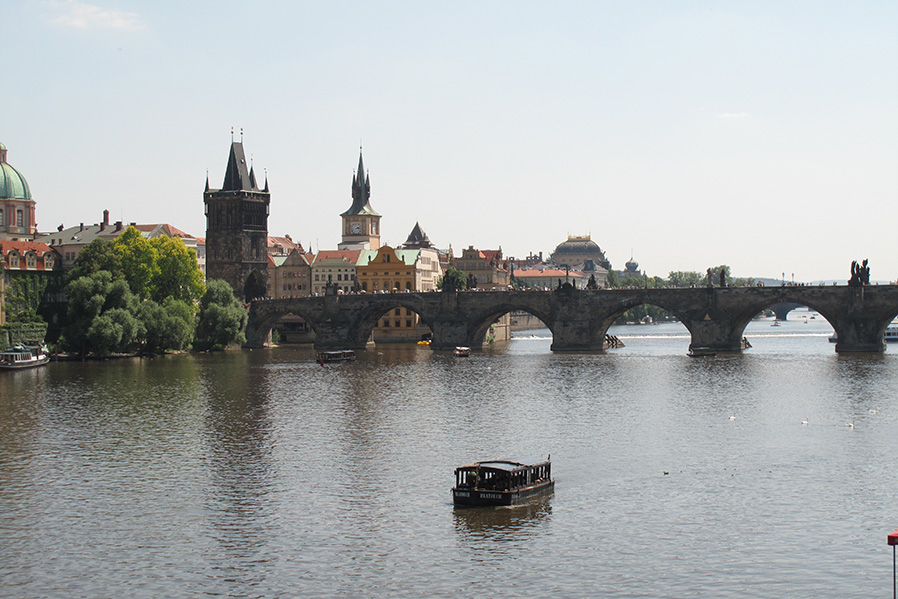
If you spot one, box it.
[5,1,896,281]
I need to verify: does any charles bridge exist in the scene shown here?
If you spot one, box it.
[245,284,898,353]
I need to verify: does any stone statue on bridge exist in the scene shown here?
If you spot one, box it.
[849,259,870,287]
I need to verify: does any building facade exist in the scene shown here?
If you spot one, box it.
[356,244,442,342]
[204,140,270,301]
[270,248,312,299]
[311,250,362,295]
[0,240,62,325]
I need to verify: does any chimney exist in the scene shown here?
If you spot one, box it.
[103,210,109,226]
[79,223,84,231]
[57,224,63,232]
[130,222,136,227]
[115,221,123,232]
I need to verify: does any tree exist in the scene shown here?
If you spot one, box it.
[195,280,247,350]
[605,269,619,288]
[667,271,703,288]
[113,227,159,300]
[60,271,141,356]
[137,298,195,353]
[707,265,732,287]
[438,266,467,291]
[149,236,205,304]
[67,238,123,283]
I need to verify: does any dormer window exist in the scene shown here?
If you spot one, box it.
[9,252,19,268]
[26,253,36,268]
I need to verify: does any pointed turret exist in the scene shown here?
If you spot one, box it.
[263,172,269,193]
[204,172,210,192]
[341,150,379,216]
[403,222,432,249]
[249,165,256,190]
[221,142,253,191]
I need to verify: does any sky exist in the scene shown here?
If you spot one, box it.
[4,0,896,282]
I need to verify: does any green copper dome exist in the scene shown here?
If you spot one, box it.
[0,142,32,200]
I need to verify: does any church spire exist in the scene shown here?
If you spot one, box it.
[341,148,379,217]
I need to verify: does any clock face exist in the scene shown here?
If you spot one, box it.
[351,223,361,234]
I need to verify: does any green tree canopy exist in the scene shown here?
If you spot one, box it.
[67,238,123,283]
[149,236,205,304]
[137,298,196,353]
[438,266,467,291]
[113,227,159,300]
[195,280,247,351]
[61,271,142,356]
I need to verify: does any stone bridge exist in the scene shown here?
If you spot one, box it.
[245,285,898,353]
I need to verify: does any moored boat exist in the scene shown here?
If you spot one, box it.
[0,343,50,370]
[687,347,716,357]
[452,458,554,507]
[316,350,355,363]
[453,346,471,357]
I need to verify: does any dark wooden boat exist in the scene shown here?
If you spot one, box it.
[687,347,716,357]
[452,458,554,507]
[316,350,355,364]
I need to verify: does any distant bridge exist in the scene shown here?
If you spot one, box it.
[246,285,898,353]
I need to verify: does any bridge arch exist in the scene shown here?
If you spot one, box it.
[352,299,437,346]
[467,303,555,348]
[245,301,324,348]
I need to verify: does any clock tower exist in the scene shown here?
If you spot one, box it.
[338,150,381,250]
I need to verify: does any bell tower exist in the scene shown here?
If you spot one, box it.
[339,149,381,250]
[204,135,270,301]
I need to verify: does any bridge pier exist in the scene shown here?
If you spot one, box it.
[833,317,888,353]
[683,317,746,353]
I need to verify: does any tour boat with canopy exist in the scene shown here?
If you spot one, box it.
[452,458,554,507]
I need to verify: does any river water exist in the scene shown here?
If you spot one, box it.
[2,312,897,598]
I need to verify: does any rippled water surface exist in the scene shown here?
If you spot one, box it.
[2,315,897,598]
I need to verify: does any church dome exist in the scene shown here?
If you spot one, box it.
[551,235,611,270]
[0,142,33,200]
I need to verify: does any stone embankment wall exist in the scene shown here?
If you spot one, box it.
[510,312,546,331]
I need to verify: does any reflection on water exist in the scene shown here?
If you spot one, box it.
[453,493,553,536]
[2,329,898,598]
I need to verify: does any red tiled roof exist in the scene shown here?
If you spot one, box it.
[0,240,55,256]
[313,250,362,264]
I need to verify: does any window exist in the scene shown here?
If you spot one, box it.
[395,308,401,316]
[26,253,36,268]
[0,209,3,225]
[383,319,390,327]
[406,319,412,328]
[17,210,24,227]
[9,252,19,267]
[406,309,412,316]
[395,320,401,328]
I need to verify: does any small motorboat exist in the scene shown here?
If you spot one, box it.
[0,343,50,370]
[453,346,471,357]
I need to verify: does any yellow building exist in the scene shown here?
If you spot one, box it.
[356,244,442,342]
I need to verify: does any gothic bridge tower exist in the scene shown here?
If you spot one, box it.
[204,138,270,301]
[338,149,381,250]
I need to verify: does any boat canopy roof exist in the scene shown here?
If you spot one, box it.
[456,459,549,473]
